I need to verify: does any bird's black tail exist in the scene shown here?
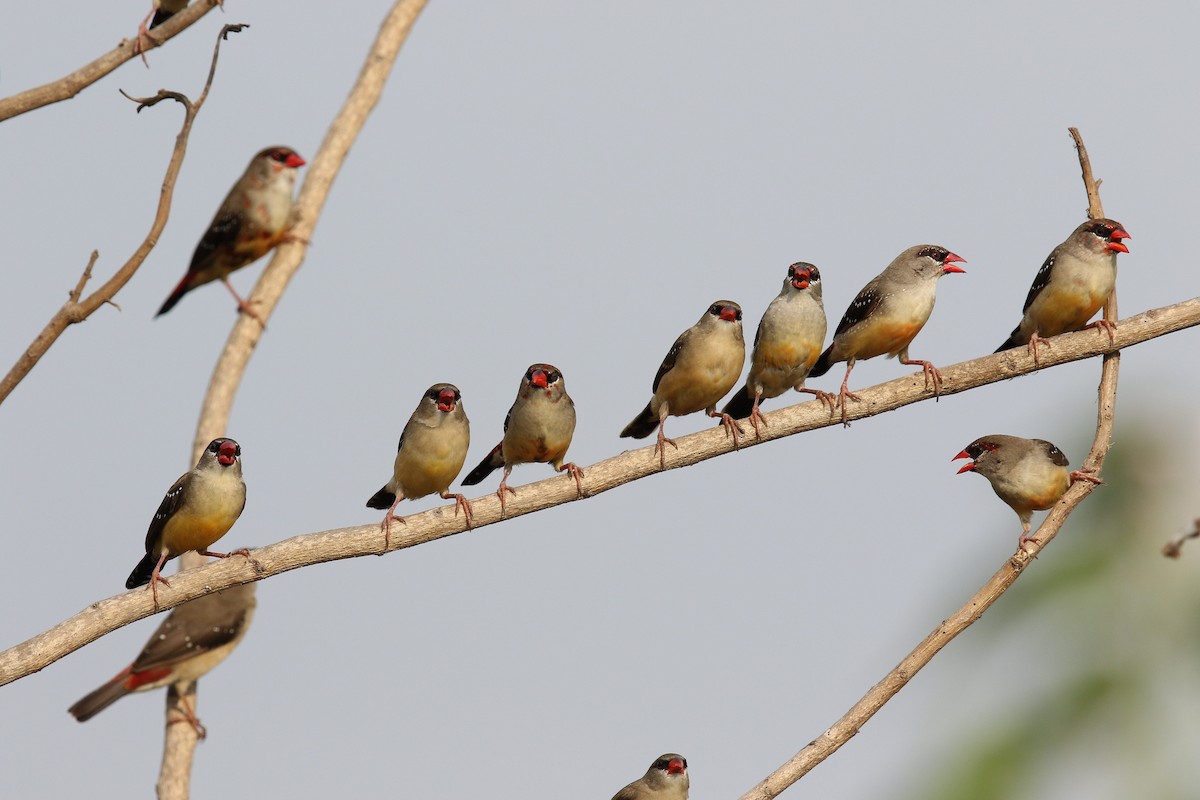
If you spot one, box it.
[720,386,755,420]
[461,444,504,486]
[155,275,193,317]
[125,552,159,589]
[620,403,658,439]
[808,346,835,378]
[994,326,1024,354]
[68,672,133,722]
[150,8,175,28]
[366,487,397,510]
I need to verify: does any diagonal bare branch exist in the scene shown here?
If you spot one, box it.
[0,24,246,408]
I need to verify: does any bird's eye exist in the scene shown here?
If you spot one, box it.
[427,389,441,401]
[708,305,721,316]
[207,441,221,453]
[271,150,289,162]
[547,370,560,382]
[917,246,947,261]
[234,444,242,457]
[808,266,821,281]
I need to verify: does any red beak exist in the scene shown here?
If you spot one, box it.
[791,270,811,290]
[719,307,738,322]
[952,448,975,473]
[218,441,239,466]
[667,759,685,775]
[1106,228,1130,253]
[942,253,966,274]
[530,370,548,388]
[285,153,307,168]
[437,390,457,412]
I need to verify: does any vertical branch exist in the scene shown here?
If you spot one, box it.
[737,129,1122,800]
[156,2,430,798]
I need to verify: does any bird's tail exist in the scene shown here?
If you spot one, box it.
[808,346,835,378]
[150,8,176,28]
[155,276,193,317]
[125,552,159,589]
[620,403,658,439]
[720,386,755,420]
[68,669,134,722]
[994,326,1024,354]
[366,487,397,510]
[461,444,504,486]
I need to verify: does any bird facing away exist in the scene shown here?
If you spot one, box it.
[808,244,965,426]
[126,438,249,607]
[954,434,1101,549]
[611,754,689,800]
[68,583,256,738]
[460,364,582,515]
[994,218,1131,362]
[620,300,746,468]
[156,146,307,324]
[367,383,472,549]
[721,262,830,437]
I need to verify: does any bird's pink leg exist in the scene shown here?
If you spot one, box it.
[900,355,944,398]
[652,405,676,470]
[1083,318,1118,345]
[380,497,408,551]
[1070,468,1103,486]
[708,408,744,449]
[798,386,837,413]
[747,390,767,439]
[134,8,157,68]
[836,361,862,427]
[1026,331,1051,367]
[169,694,208,739]
[1018,522,1040,551]
[148,549,172,608]
[495,466,517,516]
[440,491,474,529]
[221,278,267,328]
[557,462,586,497]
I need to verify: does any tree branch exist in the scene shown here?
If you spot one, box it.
[0,24,246,408]
[0,1,220,123]
[3,295,1195,687]
[736,127,1122,799]
[156,3,429,795]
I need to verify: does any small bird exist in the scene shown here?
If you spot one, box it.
[621,300,746,468]
[134,0,188,66]
[954,434,1101,548]
[722,262,830,437]
[460,364,582,515]
[126,438,249,606]
[995,219,1131,361]
[156,146,307,323]
[611,754,689,800]
[68,582,256,737]
[808,245,965,425]
[367,383,473,548]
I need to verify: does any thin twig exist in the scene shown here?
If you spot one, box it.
[1162,519,1200,559]
[4,294,1196,688]
[158,4,429,796]
[737,127,1121,800]
[0,1,220,123]
[0,24,245,408]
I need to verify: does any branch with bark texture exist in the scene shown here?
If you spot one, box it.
[4,294,1197,688]
[0,1,221,123]
[0,24,246,407]
[155,3,430,797]
[735,126,1121,799]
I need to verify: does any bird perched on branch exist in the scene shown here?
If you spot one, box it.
[367,384,473,548]
[134,0,187,66]
[722,262,830,437]
[461,364,582,515]
[620,300,745,468]
[126,438,249,606]
[808,245,965,425]
[156,146,307,324]
[611,754,689,800]
[994,218,1130,362]
[68,582,256,737]
[953,434,1101,549]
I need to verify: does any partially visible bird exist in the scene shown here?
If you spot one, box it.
[68,583,256,738]
[809,245,965,425]
[954,434,1101,549]
[156,146,307,324]
[460,364,582,515]
[620,300,746,468]
[126,438,249,606]
[994,218,1130,361]
[367,383,472,548]
[611,754,689,800]
[134,0,188,66]
[722,262,830,437]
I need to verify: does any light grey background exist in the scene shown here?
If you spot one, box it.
[2,2,1198,798]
